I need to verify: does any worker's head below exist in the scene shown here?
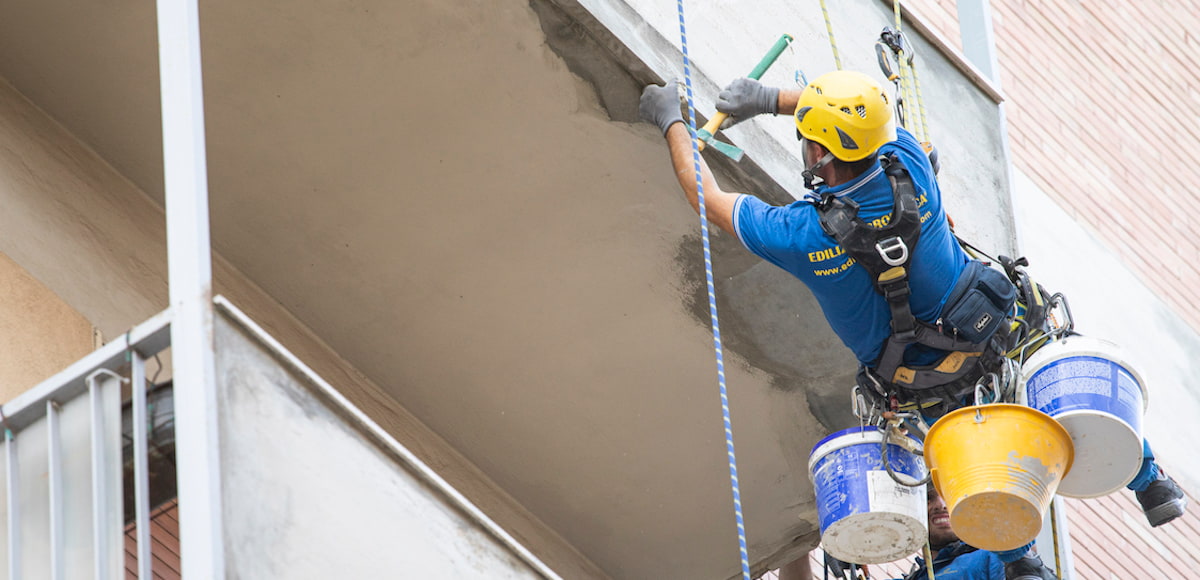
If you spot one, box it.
[794,70,896,187]
[925,484,959,550]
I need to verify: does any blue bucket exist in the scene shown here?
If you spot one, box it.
[1022,335,1147,498]
[808,426,927,564]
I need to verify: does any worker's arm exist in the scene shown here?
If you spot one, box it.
[775,88,802,116]
[641,83,742,235]
[663,123,740,234]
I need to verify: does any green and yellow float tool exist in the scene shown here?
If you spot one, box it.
[696,33,794,162]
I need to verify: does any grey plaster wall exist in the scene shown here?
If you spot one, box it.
[215,309,549,579]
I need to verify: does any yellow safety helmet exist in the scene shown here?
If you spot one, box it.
[794,71,896,162]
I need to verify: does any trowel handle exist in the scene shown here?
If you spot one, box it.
[747,34,795,80]
[698,34,794,149]
[697,113,730,144]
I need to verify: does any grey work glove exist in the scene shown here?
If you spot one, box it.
[716,77,780,128]
[639,81,685,136]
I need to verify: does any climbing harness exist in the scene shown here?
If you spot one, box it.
[672,1,751,578]
[816,154,1015,415]
[815,148,1077,424]
[957,239,1076,365]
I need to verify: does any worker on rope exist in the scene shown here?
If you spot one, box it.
[637,70,1186,527]
[778,485,1059,580]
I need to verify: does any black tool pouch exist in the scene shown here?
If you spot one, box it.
[941,260,1017,344]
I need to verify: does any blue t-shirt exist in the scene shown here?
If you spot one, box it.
[901,544,1005,580]
[732,127,968,366]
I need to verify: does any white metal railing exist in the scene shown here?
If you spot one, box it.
[0,308,171,579]
[0,298,561,579]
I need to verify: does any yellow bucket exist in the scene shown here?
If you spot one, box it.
[924,404,1074,552]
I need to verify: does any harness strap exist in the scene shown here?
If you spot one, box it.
[819,154,926,382]
[818,154,923,280]
[819,154,1018,410]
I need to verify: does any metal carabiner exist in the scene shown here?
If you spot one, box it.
[876,236,909,266]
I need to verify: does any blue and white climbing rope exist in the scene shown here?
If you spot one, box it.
[672,1,752,579]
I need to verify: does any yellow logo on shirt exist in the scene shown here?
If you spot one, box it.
[813,257,857,277]
[808,246,846,263]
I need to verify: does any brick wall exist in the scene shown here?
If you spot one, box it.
[905,0,1200,333]
[1064,490,1200,579]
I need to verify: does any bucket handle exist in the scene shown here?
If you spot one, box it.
[972,373,1002,422]
[852,385,879,429]
[881,421,931,488]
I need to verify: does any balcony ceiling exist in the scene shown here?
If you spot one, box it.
[0,0,865,577]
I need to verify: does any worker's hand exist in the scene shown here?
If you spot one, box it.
[922,140,941,175]
[639,81,685,136]
[716,78,779,128]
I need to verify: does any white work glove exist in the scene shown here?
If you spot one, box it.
[716,77,780,128]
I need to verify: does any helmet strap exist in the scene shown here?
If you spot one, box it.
[802,152,835,190]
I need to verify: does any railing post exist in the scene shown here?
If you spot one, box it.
[156,0,225,576]
[130,355,152,579]
[46,401,63,580]
[5,429,17,580]
[89,367,128,580]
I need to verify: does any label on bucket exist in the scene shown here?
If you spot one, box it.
[1026,355,1142,434]
[866,470,923,516]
